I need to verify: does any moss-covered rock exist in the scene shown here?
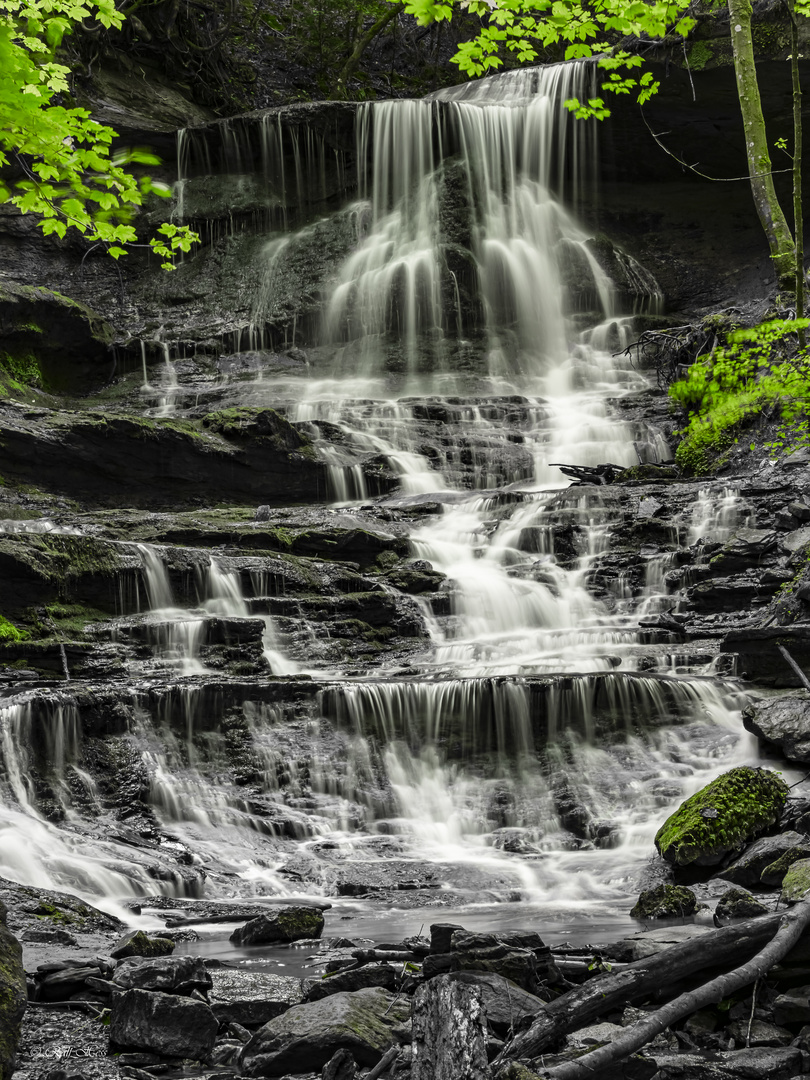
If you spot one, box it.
[714,888,769,922]
[781,858,810,903]
[0,900,26,1080]
[230,905,325,946]
[111,929,176,959]
[654,767,788,868]
[630,884,697,920]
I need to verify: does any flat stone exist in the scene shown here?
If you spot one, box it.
[209,969,304,1026]
[650,1046,802,1079]
[112,954,212,995]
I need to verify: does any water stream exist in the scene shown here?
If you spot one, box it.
[0,62,769,944]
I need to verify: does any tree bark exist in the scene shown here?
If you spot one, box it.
[536,900,810,1080]
[500,912,784,1061]
[788,0,805,339]
[727,0,796,292]
[412,974,492,1080]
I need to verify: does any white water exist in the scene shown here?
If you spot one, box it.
[0,65,770,935]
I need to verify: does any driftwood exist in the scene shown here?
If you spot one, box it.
[537,899,810,1080]
[499,912,784,1061]
[364,1045,399,1080]
[550,463,624,486]
[776,643,810,693]
[412,974,491,1080]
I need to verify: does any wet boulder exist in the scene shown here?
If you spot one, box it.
[714,888,769,922]
[209,969,304,1026]
[304,963,398,1001]
[630,884,697,920]
[110,929,175,959]
[112,954,212,995]
[239,987,410,1076]
[716,832,809,887]
[743,695,810,763]
[654,767,788,868]
[109,987,218,1060]
[773,985,810,1026]
[0,901,26,1080]
[229,905,325,946]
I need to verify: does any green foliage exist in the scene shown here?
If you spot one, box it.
[668,319,810,474]
[0,614,27,642]
[0,349,41,388]
[393,0,695,113]
[0,0,197,265]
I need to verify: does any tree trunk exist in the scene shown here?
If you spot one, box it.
[788,0,805,340]
[538,900,810,1080]
[500,912,784,1061]
[412,974,492,1080]
[727,0,796,291]
[334,5,402,97]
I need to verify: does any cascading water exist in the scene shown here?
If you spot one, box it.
[0,64,769,939]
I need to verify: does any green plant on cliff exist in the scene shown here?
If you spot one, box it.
[669,318,810,473]
[395,0,808,308]
[0,0,197,267]
[0,615,27,642]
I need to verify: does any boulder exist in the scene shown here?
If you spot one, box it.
[743,695,810,763]
[239,987,410,1077]
[630,884,697,919]
[37,963,107,1001]
[780,857,810,903]
[304,963,398,1002]
[0,901,26,1080]
[111,929,175,960]
[716,832,810,887]
[112,954,212,995]
[230,905,325,946]
[725,1018,792,1046]
[650,1046,802,1079]
[714,888,769,922]
[773,985,810,1026]
[109,987,218,1060]
[209,969,304,1026]
[654,767,788,867]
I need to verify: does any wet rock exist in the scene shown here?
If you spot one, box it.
[650,1046,803,1079]
[743,695,810,762]
[708,528,779,572]
[229,905,325,946]
[37,963,107,1001]
[109,987,218,1060]
[716,832,810,887]
[630,884,697,920]
[110,930,175,960]
[773,985,810,1025]
[209,969,304,1026]
[20,928,78,946]
[722,626,810,686]
[714,888,769,922]
[780,857,810,902]
[654,767,788,868]
[0,900,26,1080]
[112,955,212,995]
[725,1018,792,1046]
[304,963,398,1001]
[239,987,410,1077]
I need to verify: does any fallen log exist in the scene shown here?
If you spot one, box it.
[536,898,810,1080]
[499,912,784,1061]
[412,974,491,1080]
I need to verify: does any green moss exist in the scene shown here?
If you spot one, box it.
[34,901,83,926]
[688,40,713,71]
[655,766,788,867]
[0,616,26,643]
[276,906,325,941]
[781,857,810,902]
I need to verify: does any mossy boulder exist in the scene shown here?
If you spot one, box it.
[230,905,325,946]
[714,888,769,922]
[0,900,26,1080]
[240,986,410,1076]
[781,858,810,903]
[111,929,176,959]
[654,767,788,868]
[630,884,697,920]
